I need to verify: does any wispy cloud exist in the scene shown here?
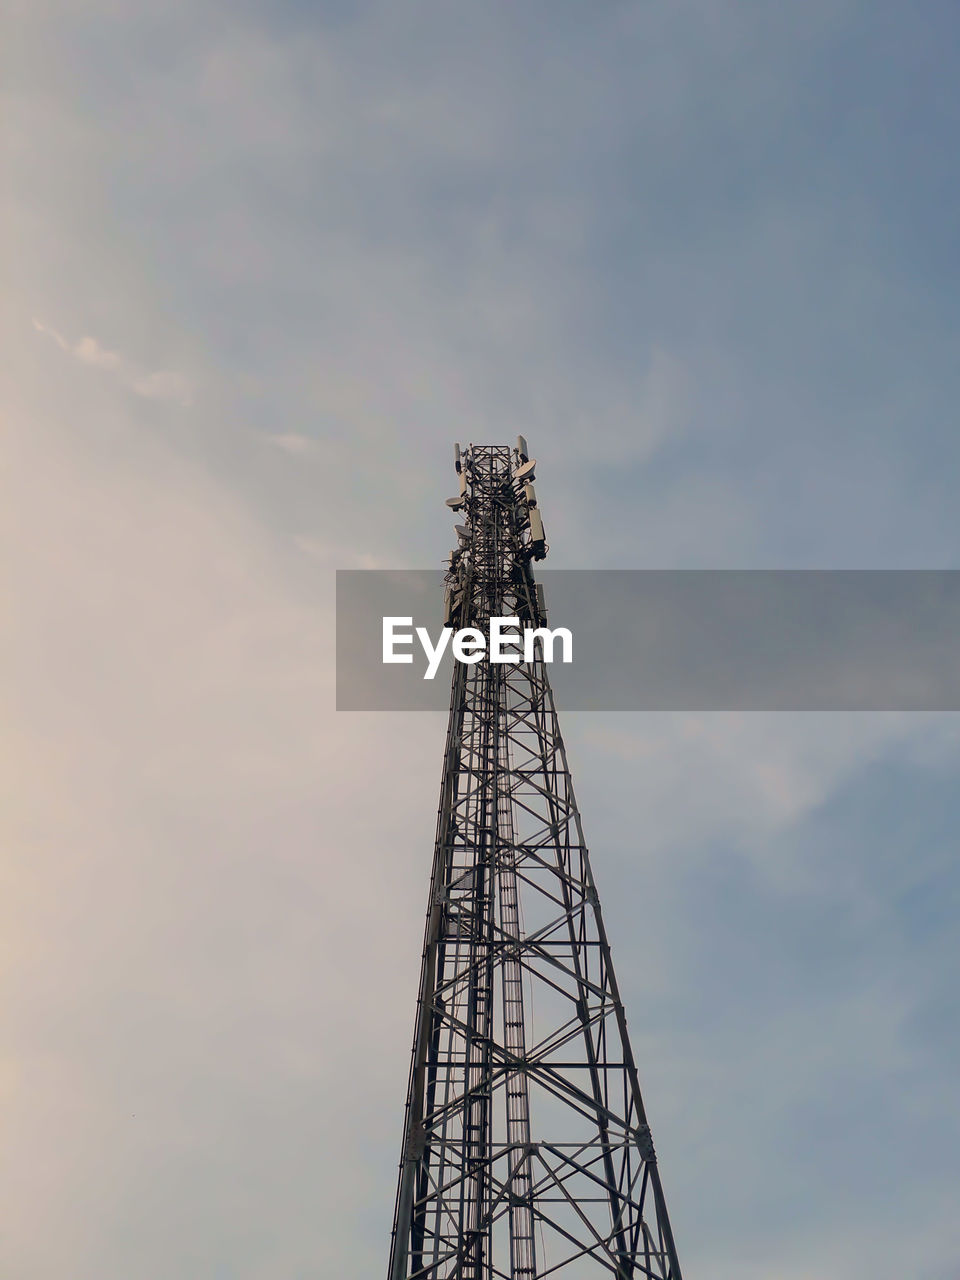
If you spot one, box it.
[269,432,319,456]
[292,534,385,569]
[130,369,192,404]
[32,318,192,406]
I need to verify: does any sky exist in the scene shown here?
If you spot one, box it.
[4,1,960,1277]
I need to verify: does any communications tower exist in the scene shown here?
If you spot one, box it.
[388,441,683,1279]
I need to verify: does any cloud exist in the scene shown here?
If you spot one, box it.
[268,432,318,456]
[130,369,193,405]
[292,535,385,569]
[7,1,960,1277]
[33,318,192,406]
[3,397,432,1277]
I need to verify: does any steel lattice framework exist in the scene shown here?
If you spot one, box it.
[388,442,683,1280]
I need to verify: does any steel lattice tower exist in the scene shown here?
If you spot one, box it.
[388,442,683,1280]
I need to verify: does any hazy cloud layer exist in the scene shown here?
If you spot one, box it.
[5,1,960,1278]
[33,318,193,404]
